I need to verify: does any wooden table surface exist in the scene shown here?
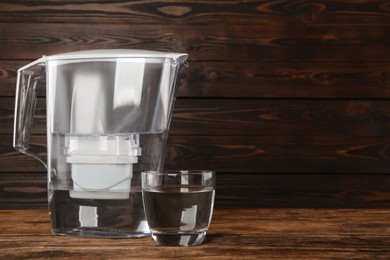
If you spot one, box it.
[0,209,389,259]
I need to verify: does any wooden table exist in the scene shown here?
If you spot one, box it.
[0,209,389,259]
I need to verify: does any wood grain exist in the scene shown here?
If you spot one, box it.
[0,209,389,259]
[1,0,390,210]
[2,98,390,136]
[2,134,390,173]
[179,62,390,98]
[171,99,390,136]
[216,173,390,208]
[0,173,46,209]
[0,23,389,62]
[1,173,389,209]
[165,135,390,173]
[2,60,390,98]
[0,0,389,25]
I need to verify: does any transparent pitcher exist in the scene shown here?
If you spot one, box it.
[13,49,188,238]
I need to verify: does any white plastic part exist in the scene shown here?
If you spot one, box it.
[66,135,141,157]
[46,49,188,64]
[79,206,98,227]
[17,49,188,83]
[66,135,140,200]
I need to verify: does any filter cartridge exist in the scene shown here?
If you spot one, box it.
[65,135,141,199]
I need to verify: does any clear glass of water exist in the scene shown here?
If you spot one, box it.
[142,170,215,246]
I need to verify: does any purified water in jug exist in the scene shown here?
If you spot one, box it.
[14,50,188,238]
[48,133,162,237]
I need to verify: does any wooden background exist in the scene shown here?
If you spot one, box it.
[0,0,389,209]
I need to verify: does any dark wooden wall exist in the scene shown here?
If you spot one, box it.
[1,0,389,209]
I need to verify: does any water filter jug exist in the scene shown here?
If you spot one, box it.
[13,49,188,237]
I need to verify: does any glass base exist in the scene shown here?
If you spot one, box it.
[53,228,150,238]
[151,230,207,246]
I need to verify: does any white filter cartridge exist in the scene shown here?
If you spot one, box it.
[66,135,141,200]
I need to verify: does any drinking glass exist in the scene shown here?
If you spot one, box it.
[142,170,215,246]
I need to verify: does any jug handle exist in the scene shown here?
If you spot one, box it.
[13,57,47,169]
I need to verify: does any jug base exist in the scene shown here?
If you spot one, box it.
[52,228,150,238]
[49,190,150,239]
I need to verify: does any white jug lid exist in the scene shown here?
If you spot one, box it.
[46,49,188,63]
[18,49,188,73]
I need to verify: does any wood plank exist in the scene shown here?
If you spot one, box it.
[180,62,390,98]
[0,209,389,259]
[1,173,389,209]
[216,173,390,208]
[3,60,390,98]
[2,135,390,173]
[3,98,390,136]
[0,0,389,25]
[165,135,390,173]
[0,23,389,62]
[0,173,46,209]
[0,60,18,97]
[171,99,390,136]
